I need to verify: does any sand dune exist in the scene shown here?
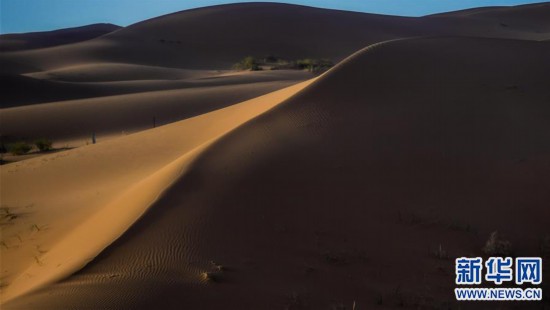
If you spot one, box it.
[1,3,549,75]
[427,2,550,39]
[2,2,550,309]
[23,63,209,82]
[0,79,315,304]
[0,73,309,146]
[0,23,121,52]
[2,2,548,139]
[4,35,549,309]
[1,69,310,107]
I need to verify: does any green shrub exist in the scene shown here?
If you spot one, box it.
[234,56,333,72]
[233,56,261,71]
[297,58,334,73]
[35,139,53,152]
[9,142,32,155]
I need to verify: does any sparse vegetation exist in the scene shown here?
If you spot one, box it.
[1,207,18,222]
[202,271,221,282]
[31,224,45,232]
[233,56,261,71]
[482,231,512,256]
[233,55,334,73]
[202,260,226,282]
[9,141,32,155]
[210,260,225,271]
[35,139,53,152]
[296,58,334,73]
[33,255,43,266]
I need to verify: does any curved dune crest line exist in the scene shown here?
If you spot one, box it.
[1,78,317,303]
[1,141,213,302]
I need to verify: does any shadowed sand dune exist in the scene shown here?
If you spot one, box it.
[433,1,550,23]
[4,36,549,309]
[2,2,550,309]
[0,23,121,52]
[1,2,549,138]
[0,71,310,145]
[0,69,310,108]
[1,2,549,75]
[0,79,316,304]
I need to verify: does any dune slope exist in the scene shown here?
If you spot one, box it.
[1,2,549,75]
[0,68,310,108]
[0,73,309,145]
[5,36,550,309]
[0,79,315,304]
[0,23,121,52]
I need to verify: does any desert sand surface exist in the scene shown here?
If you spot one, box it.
[0,23,121,52]
[0,79,316,303]
[1,3,549,74]
[1,3,549,138]
[1,2,550,309]
[0,73,310,145]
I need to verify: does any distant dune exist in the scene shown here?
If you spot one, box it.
[0,23,121,52]
[0,72,309,144]
[1,3,549,74]
[0,2,548,123]
[5,35,550,309]
[0,69,309,108]
[1,2,550,309]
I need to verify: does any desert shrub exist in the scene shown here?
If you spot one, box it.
[35,139,53,152]
[233,56,261,71]
[483,231,512,256]
[296,58,334,73]
[9,142,32,155]
[202,271,221,282]
[234,56,333,72]
[296,58,314,70]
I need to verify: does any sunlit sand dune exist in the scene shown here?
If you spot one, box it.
[1,3,548,75]
[1,2,550,309]
[0,74,309,145]
[4,36,550,309]
[0,79,315,304]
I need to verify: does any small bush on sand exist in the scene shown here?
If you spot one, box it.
[296,58,334,73]
[202,271,222,282]
[35,139,53,152]
[9,142,32,155]
[233,56,261,71]
[483,231,512,256]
